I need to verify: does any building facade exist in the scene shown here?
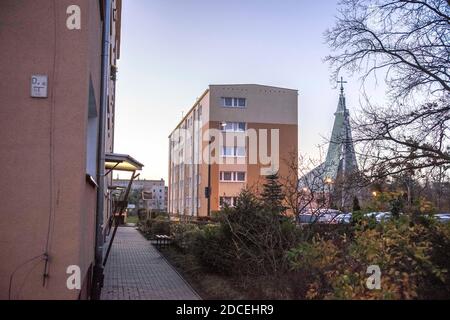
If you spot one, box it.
[168,84,298,217]
[0,0,122,299]
[113,179,168,212]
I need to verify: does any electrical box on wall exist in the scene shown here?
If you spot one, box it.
[31,75,48,98]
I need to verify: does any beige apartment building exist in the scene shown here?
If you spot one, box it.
[0,0,132,300]
[113,178,168,212]
[168,84,298,217]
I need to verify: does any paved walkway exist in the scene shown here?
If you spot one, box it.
[101,226,200,300]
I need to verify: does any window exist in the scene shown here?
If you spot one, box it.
[221,147,235,157]
[221,122,246,132]
[220,197,239,208]
[223,98,233,107]
[221,172,233,181]
[220,171,246,182]
[220,197,233,207]
[236,172,246,181]
[221,97,247,108]
[221,146,247,157]
[222,122,234,131]
[86,78,98,178]
[235,147,246,157]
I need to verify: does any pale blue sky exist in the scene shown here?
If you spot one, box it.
[114,0,377,181]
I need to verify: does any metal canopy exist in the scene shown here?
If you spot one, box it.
[105,153,144,172]
[102,153,143,267]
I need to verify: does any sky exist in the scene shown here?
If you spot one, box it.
[114,0,381,181]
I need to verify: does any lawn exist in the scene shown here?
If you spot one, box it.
[126,215,139,224]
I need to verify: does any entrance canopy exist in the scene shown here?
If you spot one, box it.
[105,153,144,173]
[103,153,143,267]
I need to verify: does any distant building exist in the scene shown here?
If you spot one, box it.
[168,84,299,217]
[113,179,168,212]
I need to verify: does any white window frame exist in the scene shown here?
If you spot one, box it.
[219,171,247,182]
[221,97,247,108]
[236,172,246,182]
[221,146,247,157]
[221,122,246,132]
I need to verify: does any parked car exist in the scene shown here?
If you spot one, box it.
[375,212,393,222]
[335,213,352,224]
[297,209,344,224]
[435,213,450,224]
[298,214,315,224]
[364,212,393,222]
[318,209,342,224]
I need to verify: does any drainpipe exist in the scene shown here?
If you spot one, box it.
[92,0,112,300]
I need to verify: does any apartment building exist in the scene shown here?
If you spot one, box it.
[168,84,298,217]
[0,0,126,299]
[113,178,168,212]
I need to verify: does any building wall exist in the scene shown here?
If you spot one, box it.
[113,179,168,212]
[0,0,121,300]
[168,84,298,218]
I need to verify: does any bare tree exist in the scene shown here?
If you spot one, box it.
[326,0,449,100]
[325,0,450,179]
[281,152,365,227]
[281,153,330,217]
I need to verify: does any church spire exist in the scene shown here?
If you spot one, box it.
[338,76,347,95]
[336,77,348,114]
[299,78,360,210]
[322,77,358,183]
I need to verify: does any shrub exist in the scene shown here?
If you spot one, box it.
[288,216,450,299]
[192,224,235,275]
[150,219,170,236]
[171,223,201,251]
[137,208,148,222]
[138,215,171,238]
[190,189,301,277]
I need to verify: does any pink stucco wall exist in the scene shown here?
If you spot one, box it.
[0,0,120,300]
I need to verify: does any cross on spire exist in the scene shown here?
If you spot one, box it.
[337,77,347,94]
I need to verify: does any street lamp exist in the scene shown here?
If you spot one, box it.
[325,178,333,208]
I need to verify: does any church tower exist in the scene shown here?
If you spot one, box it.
[300,78,359,211]
[323,78,359,182]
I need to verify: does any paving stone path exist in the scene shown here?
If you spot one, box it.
[101,226,200,300]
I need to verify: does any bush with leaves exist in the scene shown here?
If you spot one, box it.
[171,223,201,252]
[288,216,450,299]
[191,224,236,275]
[138,214,170,238]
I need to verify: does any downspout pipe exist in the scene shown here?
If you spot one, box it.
[92,0,112,300]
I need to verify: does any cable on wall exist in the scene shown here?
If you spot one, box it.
[42,0,60,287]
